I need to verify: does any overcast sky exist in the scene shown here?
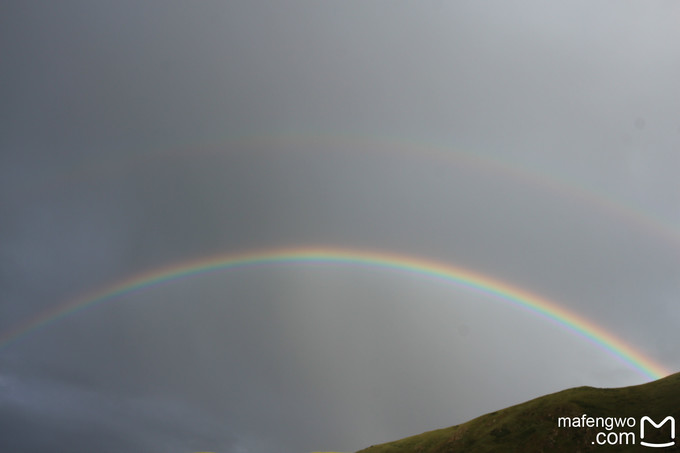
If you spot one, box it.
[2,2,680,452]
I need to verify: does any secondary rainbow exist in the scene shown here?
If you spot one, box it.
[0,246,670,380]
[34,132,680,251]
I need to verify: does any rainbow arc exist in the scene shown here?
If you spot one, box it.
[0,246,670,381]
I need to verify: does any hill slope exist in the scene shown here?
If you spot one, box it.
[355,372,680,453]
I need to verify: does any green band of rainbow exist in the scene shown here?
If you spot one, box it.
[0,246,669,380]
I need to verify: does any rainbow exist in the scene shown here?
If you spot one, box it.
[0,246,670,380]
[29,132,680,252]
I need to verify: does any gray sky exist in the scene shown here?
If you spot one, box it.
[2,2,680,452]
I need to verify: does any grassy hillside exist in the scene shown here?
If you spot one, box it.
[355,372,680,453]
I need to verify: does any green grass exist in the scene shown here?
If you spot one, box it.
[353,371,680,453]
